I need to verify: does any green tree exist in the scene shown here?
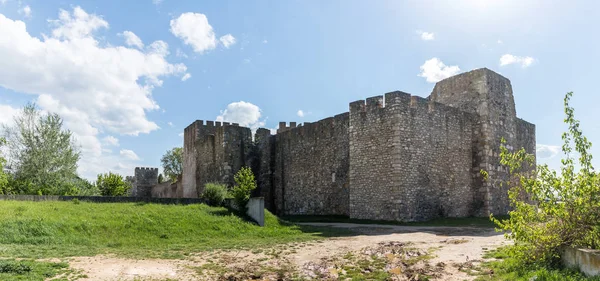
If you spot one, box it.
[231,167,257,212]
[2,103,80,195]
[487,91,600,265]
[160,147,183,182]
[96,172,131,196]
[0,137,9,194]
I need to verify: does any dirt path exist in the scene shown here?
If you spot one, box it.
[65,224,508,281]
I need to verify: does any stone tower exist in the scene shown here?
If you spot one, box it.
[132,167,158,197]
[430,68,536,216]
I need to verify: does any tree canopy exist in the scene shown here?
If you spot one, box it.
[160,147,183,182]
[2,103,81,195]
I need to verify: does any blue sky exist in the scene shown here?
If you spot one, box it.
[0,0,597,179]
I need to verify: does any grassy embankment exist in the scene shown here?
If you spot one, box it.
[0,200,352,260]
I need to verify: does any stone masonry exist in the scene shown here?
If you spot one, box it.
[178,68,535,222]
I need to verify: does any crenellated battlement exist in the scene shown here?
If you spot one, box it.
[180,67,535,222]
[277,121,299,133]
[135,167,158,173]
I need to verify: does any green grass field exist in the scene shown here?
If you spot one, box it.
[0,200,353,259]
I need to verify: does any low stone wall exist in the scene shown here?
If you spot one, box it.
[0,195,206,205]
[562,247,600,276]
[224,197,266,227]
[247,197,265,226]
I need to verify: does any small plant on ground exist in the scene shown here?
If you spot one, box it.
[202,182,228,206]
[231,167,257,212]
[0,259,71,281]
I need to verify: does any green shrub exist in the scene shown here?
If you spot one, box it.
[202,183,228,206]
[231,167,257,212]
[486,92,600,265]
[96,172,131,196]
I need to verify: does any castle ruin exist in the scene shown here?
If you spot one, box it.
[141,68,535,222]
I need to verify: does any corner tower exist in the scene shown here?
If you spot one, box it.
[430,68,536,216]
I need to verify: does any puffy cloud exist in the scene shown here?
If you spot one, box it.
[121,30,143,49]
[167,122,173,127]
[19,5,31,18]
[219,34,236,48]
[500,54,535,68]
[297,110,304,117]
[0,103,20,125]
[216,101,265,129]
[418,58,460,83]
[0,7,187,178]
[537,144,561,159]
[416,30,434,41]
[181,73,191,81]
[120,149,140,161]
[170,13,217,53]
[102,136,119,146]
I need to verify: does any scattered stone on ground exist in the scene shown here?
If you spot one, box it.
[66,224,509,280]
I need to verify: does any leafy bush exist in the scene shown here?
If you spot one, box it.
[202,183,228,206]
[96,172,131,196]
[231,167,257,212]
[487,92,600,265]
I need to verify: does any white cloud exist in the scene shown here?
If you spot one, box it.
[181,73,191,81]
[120,149,140,161]
[219,34,236,48]
[243,58,251,64]
[102,136,119,146]
[170,12,218,53]
[120,30,143,49]
[537,144,561,159]
[167,121,173,127]
[497,39,503,44]
[216,101,265,129]
[0,0,8,5]
[19,5,31,18]
[0,7,188,179]
[297,110,304,117]
[416,30,434,41]
[0,103,20,125]
[418,58,460,83]
[152,0,163,5]
[500,54,535,68]
[262,39,268,44]
[178,132,184,137]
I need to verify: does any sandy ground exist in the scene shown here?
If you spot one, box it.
[64,223,508,281]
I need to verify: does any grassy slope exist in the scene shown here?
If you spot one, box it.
[0,201,352,259]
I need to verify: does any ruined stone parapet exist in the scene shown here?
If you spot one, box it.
[132,167,158,197]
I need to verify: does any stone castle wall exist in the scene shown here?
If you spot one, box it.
[182,120,252,197]
[178,68,536,222]
[272,113,350,215]
[348,92,478,221]
[430,68,536,216]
